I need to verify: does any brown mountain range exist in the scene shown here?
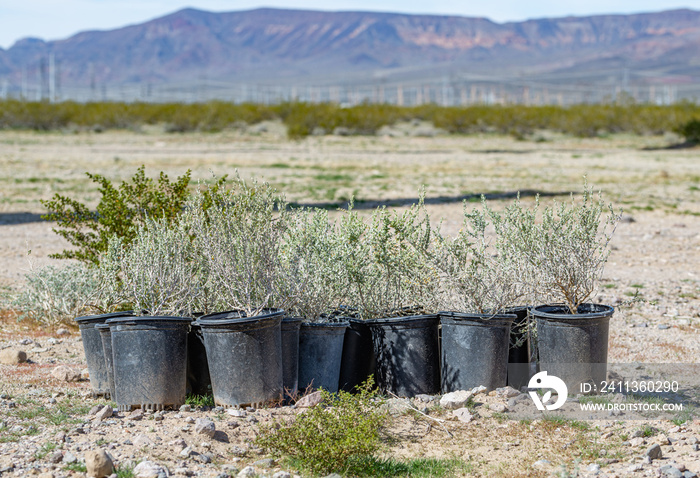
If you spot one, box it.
[1,7,699,94]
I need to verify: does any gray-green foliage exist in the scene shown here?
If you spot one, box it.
[100,215,201,316]
[337,201,437,320]
[430,198,527,314]
[12,261,108,326]
[187,176,287,316]
[503,184,621,313]
[276,207,346,321]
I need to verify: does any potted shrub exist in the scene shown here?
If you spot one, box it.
[189,177,287,408]
[506,184,622,392]
[430,198,527,392]
[275,207,349,394]
[99,216,200,411]
[339,201,441,397]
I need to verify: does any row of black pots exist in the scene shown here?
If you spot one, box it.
[76,303,612,411]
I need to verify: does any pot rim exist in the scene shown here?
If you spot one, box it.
[299,320,349,328]
[531,303,614,320]
[75,310,135,324]
[196,308,284,327]
[106,315,193,325]
[364,313,438,325]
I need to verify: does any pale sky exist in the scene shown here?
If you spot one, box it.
[1,0,700,50]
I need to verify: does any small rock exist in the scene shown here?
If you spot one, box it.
[51,365,81,382]
[85,449,115,478]
[237,466,257,477]
[627,463,644,472]
[56,328,70,336]
[533,459,551,468]
[88,405,103,416]
[80,368,90,380]
[496,386,520,398]
[179,446,196,458]
[179,404,191,412]
[169,438,187,450]
[413,394,434,403]
[0,349,27,364]
[48,451,64,463]
[587,463,601,474]
[19,338,33,345]
[127,408,144,421]
[254,458,275,468]
[247,415,259,424]
[295,391,323,408]
[658,324,671,330]
[133,435,155,448]
[194,418,216,438]
[630,437,646,447]
[63,451,78,464]
[659,465,683,478]
[471,385,487,395]
[440,390,473,410]
[94,406,113,422]
[227,409,246,417]
[273,472,291,478]
[646,443,663,460]
[489,402,508,413]
[452,407,474,423]
[153,411,164,421]
[194,453,211,464]
[133,460,168,478]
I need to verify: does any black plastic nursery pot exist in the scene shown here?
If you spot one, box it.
[196,309,284,408]
[281,317,302,400]
[532,303,613,393]
[95,324,116,401]
[506,306,532,391]
[187,322,212,397]
[74,311,134,397]
[339,319,377,392]
[366,315,440,397]
[440,312,515,393]
[298,321,348,393]
[106,315,191,411]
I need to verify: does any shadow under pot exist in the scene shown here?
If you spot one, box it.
[106,315,191,412]
[298,321,348,394]
[187,321,212,397]
[439,312,515,393]
[365,315,440,397]
[95,324,116,401]
[338,318,376,393]
[196,309,284,408]
[505,306,532,391]
[532,303,613,393]
[74,311,134,398]
[281,317,302,401]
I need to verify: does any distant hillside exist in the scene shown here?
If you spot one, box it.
[1,7,699,101]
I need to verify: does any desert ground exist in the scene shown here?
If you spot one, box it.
[0,125,698,477]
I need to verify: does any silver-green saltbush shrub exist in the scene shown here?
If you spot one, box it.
[100,214,201,317]
[12,262,106,326]
[337,201,437,320]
